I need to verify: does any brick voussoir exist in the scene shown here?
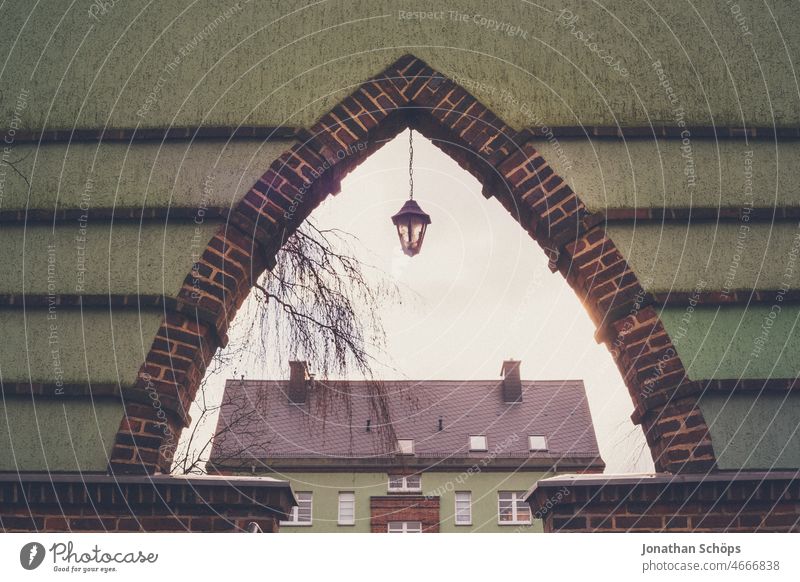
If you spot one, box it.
[358,80,407,116]
[329,105,371,141]
[392,59,434,98]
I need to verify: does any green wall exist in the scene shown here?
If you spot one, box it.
[0,398,122,472]
[0,309,163,385]
[1,0,799,476]
[267,470,547,533]
[0,140,292,212]
[536,139,800,212]
[1,221,221,297]
[661,305,800,381]
[2,1,798,131]
[608,222,800,293]
[699,393,800,470]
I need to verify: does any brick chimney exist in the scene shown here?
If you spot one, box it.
[501,360,522,403]
[288,361,310,404]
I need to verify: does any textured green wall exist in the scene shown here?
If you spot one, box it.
[661,305,800,381]
[2,221,221,297]
[270,471,546,533]
[0,309,163,385]
[1,1,797,131]
[699,393,800,470]
[0,398,122,471]
[608,222,800,293]
[0,140,292,212]
[536,139,800,212]
[8,138,799,214]
[1,0,799,475]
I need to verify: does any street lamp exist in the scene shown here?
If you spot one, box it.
[391,129,431,257]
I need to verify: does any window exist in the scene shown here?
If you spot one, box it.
[497,491,531,525]
[397,439,415,455]
[387,474,422,492]
[281,492,313,525]
[338,492,355,525]
[469,435,488,451]
[528,435,548,451]
[387,521,422,533]
[455,492,472,525]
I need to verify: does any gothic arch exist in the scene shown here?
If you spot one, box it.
[109,55,715,476]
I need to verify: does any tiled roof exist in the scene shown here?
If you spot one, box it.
[210,378,602,467]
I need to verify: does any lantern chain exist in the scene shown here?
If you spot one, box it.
[408,128,414,200]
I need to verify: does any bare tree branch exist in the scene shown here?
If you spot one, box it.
[171,220,403,473]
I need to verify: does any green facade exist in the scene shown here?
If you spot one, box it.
[3,1,799,130]
[0,398,122,472]
[260,470,548,533]
[698,393,800,471]
[660,305,800,382]
[1,1,799,474]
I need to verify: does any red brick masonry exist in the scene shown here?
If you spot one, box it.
[0,473,294,532]
[370,496,440,533]
[526,472,800,532]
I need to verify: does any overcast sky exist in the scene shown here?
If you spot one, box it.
[197,130,654,474]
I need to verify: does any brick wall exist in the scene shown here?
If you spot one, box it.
[527,472,800,532]
[0,474,294,533]
[370,496,440,533]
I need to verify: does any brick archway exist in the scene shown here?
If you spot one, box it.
[109,55,715,476]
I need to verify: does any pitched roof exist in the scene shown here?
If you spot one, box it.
[209,377,603,469]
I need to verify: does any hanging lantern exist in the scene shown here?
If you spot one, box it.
[392,198,431,257]
[391,129,431,257]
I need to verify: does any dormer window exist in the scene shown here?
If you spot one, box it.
[469,435,488,451]
[397,439,415,455]
[528,435,548,451]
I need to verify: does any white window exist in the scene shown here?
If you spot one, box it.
[281,492,313,525]
[528,435,548,451]
[338,492,355,525]
[397,439,415,455]
[387,474,422,492]
[455,492,472,525]
[497,491,531,525]
[387,521,422,533]
[469,435,488,451]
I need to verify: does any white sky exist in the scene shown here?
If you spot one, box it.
[194,130,654,474]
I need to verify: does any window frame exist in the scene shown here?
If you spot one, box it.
[387,521,423,533]
[497,491,532,525]
[337,491,356,526]
[387,474,422,492]
[454,491,472,526]
[468,435,488,452]
[280,491,313,526]
[528,435,548,451]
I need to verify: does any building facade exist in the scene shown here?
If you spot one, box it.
[208,360,604,532]
[2,1,799,532]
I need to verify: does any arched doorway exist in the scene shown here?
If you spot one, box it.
[109,55,715,476]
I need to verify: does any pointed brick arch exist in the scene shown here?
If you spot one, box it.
[109,55,716,476]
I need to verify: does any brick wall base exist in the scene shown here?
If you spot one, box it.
[370,496,440,533]
[527,471,800,532]
[0,474,294,532]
